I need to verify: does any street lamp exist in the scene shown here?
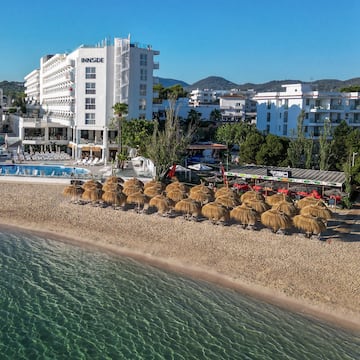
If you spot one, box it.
[352,152,358,167]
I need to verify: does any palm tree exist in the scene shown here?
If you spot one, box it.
[112,103,128,168]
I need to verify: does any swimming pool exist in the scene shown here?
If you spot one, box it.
[0,164,90,177]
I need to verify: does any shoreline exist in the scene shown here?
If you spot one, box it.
[0,182,359,334]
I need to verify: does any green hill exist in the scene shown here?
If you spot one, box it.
[0,81,25,96]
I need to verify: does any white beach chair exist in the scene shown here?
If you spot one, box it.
[90,157,99,166]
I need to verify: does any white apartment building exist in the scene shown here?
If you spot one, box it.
[189,89,228,106]
[219,94,257,123]
[254,83,360,138]
[21,36,159,161]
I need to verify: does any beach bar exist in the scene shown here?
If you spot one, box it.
[225,166,346,199]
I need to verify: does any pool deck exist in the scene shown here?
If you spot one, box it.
[0,160,152,185]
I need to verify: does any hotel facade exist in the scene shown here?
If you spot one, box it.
[21,36,159,162]
[254,83,360,138]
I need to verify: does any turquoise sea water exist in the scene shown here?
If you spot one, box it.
[0,230,359,360]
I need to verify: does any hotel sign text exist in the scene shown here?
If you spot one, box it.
[81,57,104,63]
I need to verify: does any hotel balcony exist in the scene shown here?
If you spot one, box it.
[153,62,159,70]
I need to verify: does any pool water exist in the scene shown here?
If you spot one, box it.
[0,164,90,177]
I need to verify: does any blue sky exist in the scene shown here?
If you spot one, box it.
[1,0,359,85]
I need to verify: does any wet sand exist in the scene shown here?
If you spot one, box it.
[0,181,359,333]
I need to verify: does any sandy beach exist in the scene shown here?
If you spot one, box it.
[0,180,359,333]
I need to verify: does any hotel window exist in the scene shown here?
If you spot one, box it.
[85,67,96,79]
[140,84,147,96]
[305,98,310,106]
[266,100,271,109]
[284,99,288,109]
[283,124,288,136]
[85,98,96,109]
[140,69,147,81]
[266,112,271,122]
[85,113,96,125]
[284,111,288,123]
[139,99,146,111]
[85,82,96,94]
[140,53,147,66]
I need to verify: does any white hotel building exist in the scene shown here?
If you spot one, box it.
[21,36,159,161]
[254,83,360,138]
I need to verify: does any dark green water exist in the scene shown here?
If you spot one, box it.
[0,230,359,360]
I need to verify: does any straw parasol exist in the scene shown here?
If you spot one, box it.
[165,181,189,193]
[265,193,292,206]
[296,197,326,209]
[166,188,188,203]
[149,195,173,215]
[175,198,201,219]
[62,184,84,202]
[190,184,213,195]
[260,209,292,233]
[293,214,327,238]
[272,201,298,217]
[144,185,163,198]
[82,179,103,191]
[215,186,237,199]
[215,195,239,209]
[300,205,332,220]
[102,182,123,193]
[240,191,265,203]
[122,184,144,196]
[105,175,124,184]
[243,198,270,214]
[144,179,163,189]
[201,202,230,224]
[230,204,258,228]
[126,191,148,213]
[102,190,126,208]
[81,187,103,204]
[188,189,214,205]
[123,177,144,189]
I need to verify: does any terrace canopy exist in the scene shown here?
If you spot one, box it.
[225,165,345,195]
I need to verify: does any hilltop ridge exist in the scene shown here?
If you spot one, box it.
[2,76,360,97]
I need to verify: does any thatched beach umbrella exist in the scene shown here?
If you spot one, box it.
[144,185,163,198]
[165,181,189,193]
[166,188,188,203]
[265,193,292,206]
[201,202,230,224]
[105,175,124,184]
[81,187,103,204]
[293,214,327,238]
[243,198,270,214]
[123,184,143,196]
[230,204,258,228]
[82,179,103,190]
[126,191,148,213]
[260,209,292,233]
[149,195,173,215]
[102,182,123,193]
[272,201,298,217]
[215,186,237,199]
[102,190,126,208]
[62,184,84,202]
[240,191,264,203]
[190,184,213,195]
[300,205,332,221]
[296,197,326,209]
[144,179,163,189]
[123,177,144,189]
[215,195,239,209]
[189,189,214,205]
[175,198,201,219]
